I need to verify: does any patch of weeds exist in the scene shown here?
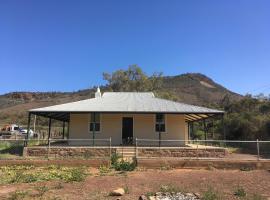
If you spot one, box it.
[240,166,253,171]
[136,167,147,171]
[9,171,38,183]
[113,159,136,171]
[0,165,87,184]
[206,163,215,171]
[111,153,121,166]
[159,164,172,171]
[250,193,267,200]
[146,191,155,197]
[111,153,136,171]
[48,197,62,200]
[8,190,28,200]
[99,165,111,175]
[35,185,49,197]
[202,187,220,200]
[160,184,183,193]
[63,167,86,182]
[234,185,246,198]
[53,182,64,190]
[124,185,129,194]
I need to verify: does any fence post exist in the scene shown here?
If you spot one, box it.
[109,137,112,159]
[47,138,51,160]
[196,139,198,160]
[257,139,260,161]
[135,138,138,159]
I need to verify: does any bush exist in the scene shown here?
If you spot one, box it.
[160,184,182,193]
[64,168,86,182]
[111,153,121,166]
[10,171,37,183]
[234,185,246,197]
[251,193,267,200]
[202,187,220,200]
[35,185,49,197]
[99,165,111,175]
[111,153,136,171]
[8,190,28,200]
[113,159,136,171]
[0,165,87,184]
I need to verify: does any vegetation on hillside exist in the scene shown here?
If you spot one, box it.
[223,96,270,140]
[1,65,269,140]
[103,66,270,140]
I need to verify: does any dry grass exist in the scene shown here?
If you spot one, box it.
[0,167,269,200]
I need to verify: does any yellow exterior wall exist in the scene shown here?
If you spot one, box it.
[69,113,188,146]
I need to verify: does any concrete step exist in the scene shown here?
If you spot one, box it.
[116,152,136,155]
[116,149,135,151]
[116,147,136,159]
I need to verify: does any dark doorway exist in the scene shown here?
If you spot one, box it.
[122,117,133,145]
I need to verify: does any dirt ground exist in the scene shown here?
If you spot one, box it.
[0,168,270,200]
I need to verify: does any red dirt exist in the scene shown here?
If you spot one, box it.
[0,169,270,200]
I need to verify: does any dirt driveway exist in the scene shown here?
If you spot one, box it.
[0,168,269,200]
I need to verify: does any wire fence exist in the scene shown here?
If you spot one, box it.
[0,138,269,161]
[0,138,112,160]
[135,139,270,160]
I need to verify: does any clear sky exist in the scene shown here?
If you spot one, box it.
[0,0,269,95]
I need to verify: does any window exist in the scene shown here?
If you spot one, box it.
[89,113,101,132]
[155,113,166,132]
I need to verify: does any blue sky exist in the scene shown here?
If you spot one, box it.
[0,0,269,95]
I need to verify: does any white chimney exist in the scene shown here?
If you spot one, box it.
[95,87,101,98]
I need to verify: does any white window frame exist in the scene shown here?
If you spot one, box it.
[154,113,167,133]
[88,113,102,133]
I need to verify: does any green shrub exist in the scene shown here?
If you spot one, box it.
[64,168,86,182]
[202,187,220,200]
[9,171,37,183]
[54,182,64,190]
[124,185,130,194]
[160,184,182,193]
[35,185,49,197]
[234,185,246,197]
[111,153,121,166]
[113,159,136,171]
[146,191,155,197]
[8,190,28,200]
[99,165,111,175]
[240,166,253,171]
[251,193,267,200]
[0,165,87,184]
[110,153,136,171]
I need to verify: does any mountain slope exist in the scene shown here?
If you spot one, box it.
[0,73,242,124]
[161,73,242,106]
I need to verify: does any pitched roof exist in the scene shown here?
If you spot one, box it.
[30,92,223,114]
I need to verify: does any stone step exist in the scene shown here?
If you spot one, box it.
[116,147,136,159]
[116,148,136,152]
[116,151,136,154]
[116,152,136,155]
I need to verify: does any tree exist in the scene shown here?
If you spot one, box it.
[103,65,163,92]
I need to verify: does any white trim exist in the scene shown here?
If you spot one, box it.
[88,113,102,134]
[154,113,167,133]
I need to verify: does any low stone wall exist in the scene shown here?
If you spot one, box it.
[24,147,114,158]
[138,147,228,158]
[24,146,227,159]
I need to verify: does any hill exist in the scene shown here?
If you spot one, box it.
[0,73,242,124]
[161,73,242,106]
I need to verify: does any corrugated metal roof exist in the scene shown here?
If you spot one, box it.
[30,92,224,114]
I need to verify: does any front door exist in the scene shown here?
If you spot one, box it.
[122,117,133,145]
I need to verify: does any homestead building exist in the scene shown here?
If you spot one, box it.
[26,88,224,146]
